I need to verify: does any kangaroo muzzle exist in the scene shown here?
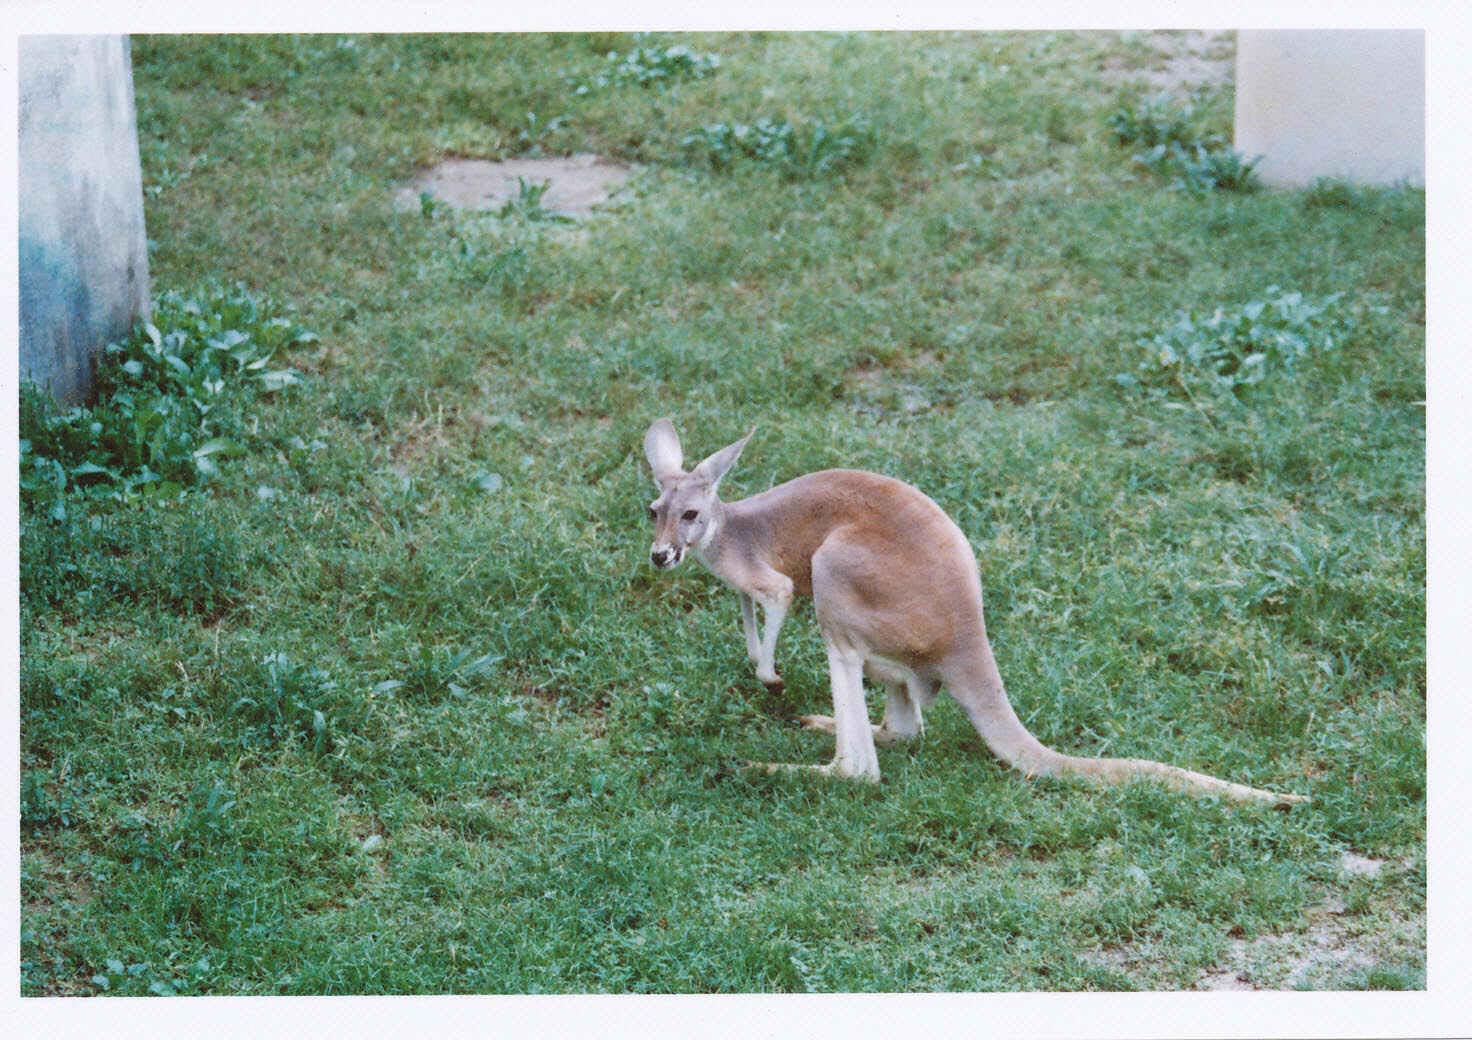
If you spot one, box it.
[650,545,683,569]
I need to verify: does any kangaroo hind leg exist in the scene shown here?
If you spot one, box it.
[758,640,879,781]
[869,658,934,744]
[799,657,931,745]
[754,530,890,781]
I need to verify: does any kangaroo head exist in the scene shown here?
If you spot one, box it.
[643,418,751,570]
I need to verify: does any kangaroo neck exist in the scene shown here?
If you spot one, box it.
[690,495,731,569]
[690,493,776,583]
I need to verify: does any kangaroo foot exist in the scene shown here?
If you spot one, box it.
[798,714,909,745]
[798,713,835,733]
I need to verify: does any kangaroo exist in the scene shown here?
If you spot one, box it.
[642,418,1308,806]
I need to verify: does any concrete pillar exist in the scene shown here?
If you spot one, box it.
[19,35,151,406]
[1234,30,1425,188]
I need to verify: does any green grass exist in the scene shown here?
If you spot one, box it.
[21,31,1424,994]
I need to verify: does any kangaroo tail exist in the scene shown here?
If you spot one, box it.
[945,644,1310,807]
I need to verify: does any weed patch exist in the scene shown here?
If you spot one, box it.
[229,652,343,753]
[681,116,877,179]
[1137,143,1259,194]
[20,285,314,508]
[88,955,215,998]
[21,763,86,832]
[1108,96,1260,194]
[574,40,720,95]
[494,177,574,224]
[1302,177,1363,211]
[1115,287,1356,399]
[383,645,501,705]
[1106,96,1198,149]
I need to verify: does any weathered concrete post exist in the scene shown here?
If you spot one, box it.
[1234,30,1425,188]
[19,35,151,405]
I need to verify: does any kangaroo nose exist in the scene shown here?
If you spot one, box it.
[651,548,670,567]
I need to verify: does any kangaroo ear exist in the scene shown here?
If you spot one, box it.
[694,427,754,489]
[644,418,684,488]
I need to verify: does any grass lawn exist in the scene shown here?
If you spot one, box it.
[20,31,1424,994]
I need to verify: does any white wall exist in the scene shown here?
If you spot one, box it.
[1234,30,1425,188]
[19,35,151,405]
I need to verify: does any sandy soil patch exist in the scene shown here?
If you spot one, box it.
[1104,30,1236,96]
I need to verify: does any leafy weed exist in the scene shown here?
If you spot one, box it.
[1116,286,1352,399]
[20,285,315,505]
[681,116,877,180]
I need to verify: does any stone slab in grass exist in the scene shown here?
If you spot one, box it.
[394,154,633,216]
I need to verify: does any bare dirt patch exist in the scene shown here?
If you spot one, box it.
[1103,30,1235,96]
[1198,967,1256,991]
[389,406,457,476]
[1339,852,1385,878]
[22,840,94,915]
[21,839,96,995]
[845,350,949,417]
[1078,859,1424,991]
[393,154,634,216]
[1192,897,1424,990]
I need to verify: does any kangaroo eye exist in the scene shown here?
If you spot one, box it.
[647,507,657,522]
[682,510,699,522]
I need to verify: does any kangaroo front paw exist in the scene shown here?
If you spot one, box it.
[757,670,784,694]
